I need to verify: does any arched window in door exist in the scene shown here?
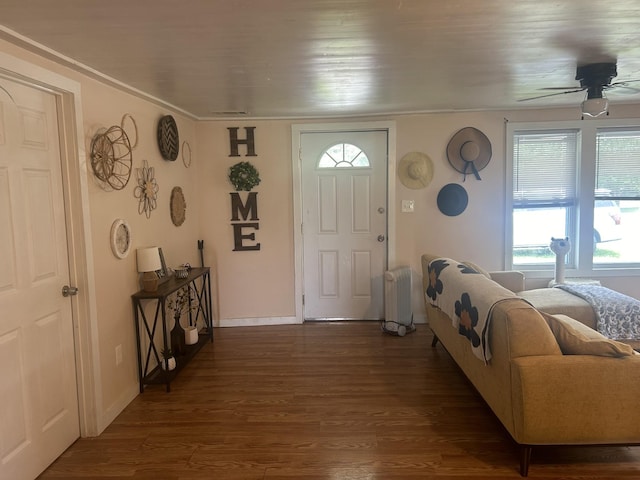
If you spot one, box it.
[318,143,370,168]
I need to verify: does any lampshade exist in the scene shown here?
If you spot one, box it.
[581,96,609,118]
[136,247,161,273]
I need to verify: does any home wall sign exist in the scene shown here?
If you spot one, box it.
[228,161,261,191]
[228,126,260,251]
[230,192,260,251]
[228,127,257,157]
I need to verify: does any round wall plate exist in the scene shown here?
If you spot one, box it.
[157,115,179,161]
[110,218,132,258]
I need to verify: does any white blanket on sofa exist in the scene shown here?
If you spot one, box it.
[426,258,516,363]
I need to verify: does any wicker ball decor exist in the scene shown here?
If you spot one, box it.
[90,125,132,191]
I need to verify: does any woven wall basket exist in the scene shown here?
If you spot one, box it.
[157,115,180,161]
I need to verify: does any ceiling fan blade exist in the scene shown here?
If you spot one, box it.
[539,86,584,91]
[610,79,640,86]
[606,80,640,93]
[518,88,586,102]
[608,83,640,94]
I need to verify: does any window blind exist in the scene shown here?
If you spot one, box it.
[596,129,640,199]
[513,130,578,206]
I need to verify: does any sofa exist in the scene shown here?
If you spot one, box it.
[421,253,640,476]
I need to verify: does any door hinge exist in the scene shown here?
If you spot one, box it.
[302,294,305,306]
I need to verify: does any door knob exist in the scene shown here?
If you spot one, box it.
[62,285,79,297]
[377,235,385,242]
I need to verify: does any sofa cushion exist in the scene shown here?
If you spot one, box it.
[518,288,597,329]
[498,302,562,358]
[543,313,635,357]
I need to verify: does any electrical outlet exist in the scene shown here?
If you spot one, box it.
[115,344,123,366]
[401,199,415,213]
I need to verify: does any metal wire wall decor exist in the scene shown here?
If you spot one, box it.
[90,125,132,190]
[182,141,192,168]
[133,160,159,218]
[120,113,139,149]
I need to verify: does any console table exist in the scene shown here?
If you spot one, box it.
[132,267,213,392]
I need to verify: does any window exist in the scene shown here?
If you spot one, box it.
[318,143,370,168]
[507,121,640,274]
[511,130,578,265]
[594,129,640,265]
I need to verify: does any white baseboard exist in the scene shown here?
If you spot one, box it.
[96,383,139,436]
[218,316,301,327]
[218,315,428,327]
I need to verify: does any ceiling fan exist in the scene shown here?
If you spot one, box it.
[519,62,640,118]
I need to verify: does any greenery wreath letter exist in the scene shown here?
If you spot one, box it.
[229,161,261,191]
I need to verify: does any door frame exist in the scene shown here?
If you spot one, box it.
[291,121,397,323]
[0,51,102,436]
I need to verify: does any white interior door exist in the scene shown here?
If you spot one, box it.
[301,130,388,320]
[0,78,80,479]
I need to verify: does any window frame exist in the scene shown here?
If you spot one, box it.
[506,118,640,279]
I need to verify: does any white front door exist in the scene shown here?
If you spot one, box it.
[301,130,388,320]
[0,78,80,479]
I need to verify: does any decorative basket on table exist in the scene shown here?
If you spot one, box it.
[174,267,189,279]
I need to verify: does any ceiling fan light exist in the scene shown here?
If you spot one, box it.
[581,96,609,118]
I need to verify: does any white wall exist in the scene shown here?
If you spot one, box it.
[1,37,639,436]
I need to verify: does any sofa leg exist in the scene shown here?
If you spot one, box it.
[431,334,439,347]
[519,445,532,477]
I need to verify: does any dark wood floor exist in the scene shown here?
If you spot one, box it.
[39,322,639,479]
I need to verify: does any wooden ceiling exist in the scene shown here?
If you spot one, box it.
[1,0,640,118]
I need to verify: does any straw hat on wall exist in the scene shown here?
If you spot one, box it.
[398,152,433,189]
[446,127,492,181]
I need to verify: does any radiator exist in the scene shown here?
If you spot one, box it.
[383,266,415,336]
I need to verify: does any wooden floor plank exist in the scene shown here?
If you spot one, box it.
[39,322,640,479]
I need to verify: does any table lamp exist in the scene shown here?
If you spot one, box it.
[137,247,161,292]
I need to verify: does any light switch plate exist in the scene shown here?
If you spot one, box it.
[401,200,415,213]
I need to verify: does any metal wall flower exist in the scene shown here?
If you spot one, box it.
[133,160,159,218]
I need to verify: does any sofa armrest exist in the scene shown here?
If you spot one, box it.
[510,355,640,445]
[489,270,525,292]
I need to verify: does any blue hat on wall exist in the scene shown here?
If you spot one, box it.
[437,183,468,216]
